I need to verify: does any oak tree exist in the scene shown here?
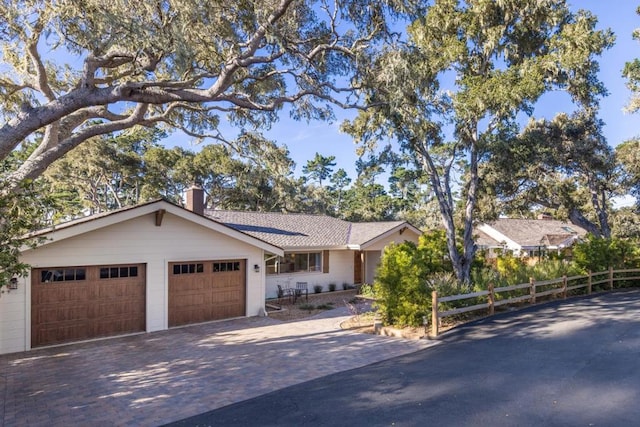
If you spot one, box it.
[0,0,419,192]
[483,111,616,238]
[344,0,613,283]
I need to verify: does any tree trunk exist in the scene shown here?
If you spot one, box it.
[417,141,473,284]
[459,137,480,284]
[568,208,603,238]
[587,180,611,238]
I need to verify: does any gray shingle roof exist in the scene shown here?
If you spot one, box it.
[205,211,411,249]
[480,218,587,247]
[348,222,408,246]
[474,229,500,247]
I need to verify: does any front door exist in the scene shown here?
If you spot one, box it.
[353,251,363,284]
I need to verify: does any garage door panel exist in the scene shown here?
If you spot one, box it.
[169,260,246,327]
[35,306,89,323]
[94,317,143,336]
[214,290,241,303]
[35,324,88,343]
[31,264,146,348]
[93,301,139,317]
[34,285,87,305]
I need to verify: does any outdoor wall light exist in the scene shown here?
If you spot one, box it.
[8,277,18,290]
[253,264,260,273]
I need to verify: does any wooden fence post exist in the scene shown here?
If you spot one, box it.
[431,290,439,338]
[609,266,614,290]
[562,275,567,299]
[530,277,536,304]
[588,270,592,295]
[488,283,495,316]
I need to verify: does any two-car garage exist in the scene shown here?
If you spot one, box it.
[0,200,280,355]
[30,259,247,348]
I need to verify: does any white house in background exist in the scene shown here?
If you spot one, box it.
[0,186,421,355]
[475,217,588,260]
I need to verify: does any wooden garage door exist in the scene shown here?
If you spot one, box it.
[169,260,246,327]
[31,264,146,348]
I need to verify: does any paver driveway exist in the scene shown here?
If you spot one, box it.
[169,290,640,427]
[0,307,431,426]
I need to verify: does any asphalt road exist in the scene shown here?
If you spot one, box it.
[166,290,640,427]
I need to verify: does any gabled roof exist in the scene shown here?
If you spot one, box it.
[348,222,422,249]
[474,229,501,248]
[349,221,405,244]
[26,200,421,255]
[24,200,284,256]
[476,218,587,249]
[206,210,421,250]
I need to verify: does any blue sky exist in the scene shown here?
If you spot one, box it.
[264,1,640,179]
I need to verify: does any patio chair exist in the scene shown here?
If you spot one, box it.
[295,282,309,302]
[277,284,294,305]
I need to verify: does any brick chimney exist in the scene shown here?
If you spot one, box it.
[537,212,553,220]
[186,185,204,216]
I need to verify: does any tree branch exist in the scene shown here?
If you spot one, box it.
[5,104,149,186]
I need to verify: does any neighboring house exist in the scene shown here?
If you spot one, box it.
[0,187,420,355]
[475,217,588,261]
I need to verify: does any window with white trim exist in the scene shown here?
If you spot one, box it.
[266,252,323,275]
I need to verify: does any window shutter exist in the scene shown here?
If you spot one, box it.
[323,250,330,273]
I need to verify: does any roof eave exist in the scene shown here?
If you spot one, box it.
[358,222,422,250]
[281,245,349,252]
[21,200,284,256]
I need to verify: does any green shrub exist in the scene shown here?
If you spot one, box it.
[470,267,500,291]
[415,230,454,273]
[428,272,478,310]
[316,302,334,310]
[530,259,580,280]
[313,284,323,293]
[372,231,459,327]
[374,241,431,327]
[573,235,640,272]
[359,283,375,298]
[328,283,336,292]
[427,272,473,296]
[495,254,528,284]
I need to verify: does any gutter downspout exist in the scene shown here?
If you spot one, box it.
[261,254,279,316]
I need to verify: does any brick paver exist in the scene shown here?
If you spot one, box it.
[0,308,432,426]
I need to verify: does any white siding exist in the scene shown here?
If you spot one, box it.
[1,212,265,354]
[265,250,354,298]
[0,277,28,354]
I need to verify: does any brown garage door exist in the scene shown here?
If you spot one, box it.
[169,259,246,327]
[31,264,146,348]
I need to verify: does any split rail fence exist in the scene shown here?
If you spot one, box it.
[431,267,640,337]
